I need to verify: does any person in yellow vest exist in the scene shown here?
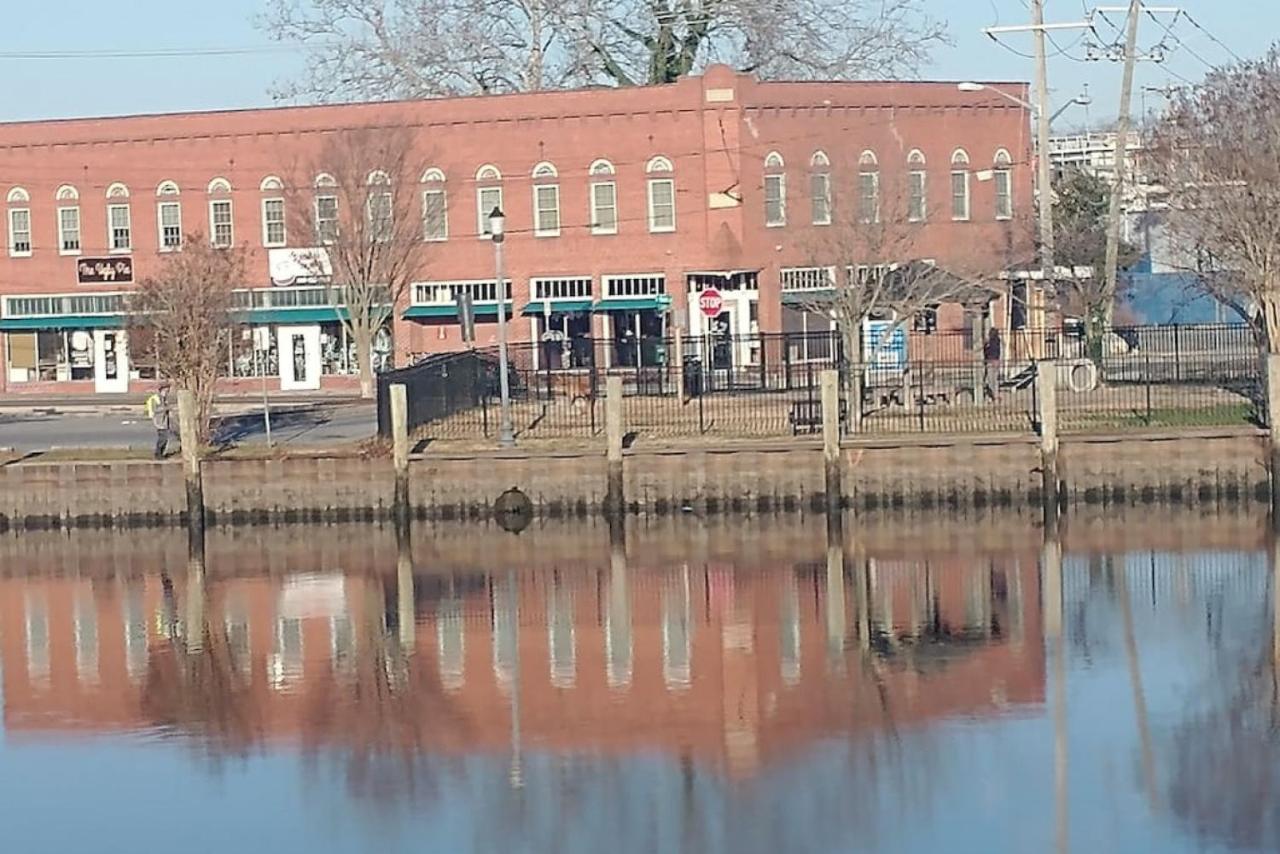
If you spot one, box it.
[144,384,172,459]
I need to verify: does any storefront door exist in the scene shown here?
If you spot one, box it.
[93,330,128,394]
[279,325,321,391]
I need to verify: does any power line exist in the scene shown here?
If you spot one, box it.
[1181,13,1244,64]
[0,45,310,61]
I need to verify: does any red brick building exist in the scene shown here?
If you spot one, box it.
[0,66,1032,395]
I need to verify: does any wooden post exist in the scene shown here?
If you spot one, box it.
[1036,360,1060,525]
[605,375,625,519]
[1267,354,1280,522]
[824,515,846,666]
[673,331,685,402]
[820,369,842,515]
[184,552,206,654]
[390,383,410,530]
[176,390,205,547]
[396,516,415,652]
[607,517,631,687]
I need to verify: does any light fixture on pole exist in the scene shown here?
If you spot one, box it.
[489,206,516,448]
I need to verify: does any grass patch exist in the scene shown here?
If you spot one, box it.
[1065,403,1258,430]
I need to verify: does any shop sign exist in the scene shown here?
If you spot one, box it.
[77,256,134,285]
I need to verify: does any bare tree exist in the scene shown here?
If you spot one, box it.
[259,0,946,100]
[127,234,246,444]
[1145,47,1280,351]
[288,125,428,398]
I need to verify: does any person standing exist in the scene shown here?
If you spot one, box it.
[145,384,172,459]
[983,328,1003,401]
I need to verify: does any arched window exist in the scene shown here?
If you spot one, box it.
[366,170,392,241]
[156,182,181,251]
[366,169,390,186]
[858,151,879,224]
[476,164,503,236]
[951,149,971,221]
[7,188,30,257]
[764,151,786,227]
[907,149,927,222]
[52,186,81,255]
[994,149,1013,220]
[106,183,129,199]
[106,184,131,252]
[531,162,560,237]
[590,160,617,235]
[809,151,831,226]
[260,176,286,248]
[314,174,338,244]
[646,156,675,232]
[421,168,447,242]
[314,173,337,189]
[207,177,233,247]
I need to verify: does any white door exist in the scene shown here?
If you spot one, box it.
[93,330,129,393]
[278,325,322,391]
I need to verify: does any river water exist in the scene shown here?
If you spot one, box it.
[0,510,1276,853]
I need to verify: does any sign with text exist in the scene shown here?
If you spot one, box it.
[697,288,724,319]
[77,256,134,285]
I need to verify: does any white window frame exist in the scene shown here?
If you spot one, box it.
[857,171,880,224]
[764,173,786,227]
[951,150,972,222]
[366,189,393,243]
[477,186,503,237]
[908,170,928,223]
[533,183,561,237]
[994,150,1014,221]
[590,180,618,235]
[107,203,132,253]
[647,179,676,233]
[209,199,234,248]
[422,188,448,242]
[157,201,182,251]
[314,194,338,244]
[8,207,31,257]
[58,206,81,255]
[261,197,286,248]
[810,172,831,226]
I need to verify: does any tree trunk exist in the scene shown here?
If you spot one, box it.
[840,324,864,433]
[352,323,376,399]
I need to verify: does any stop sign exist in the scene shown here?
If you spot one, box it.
[697,288,724,318]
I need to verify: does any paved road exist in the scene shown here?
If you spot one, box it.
[0,402,376,452]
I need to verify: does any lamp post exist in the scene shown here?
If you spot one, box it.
[489,206,516,448]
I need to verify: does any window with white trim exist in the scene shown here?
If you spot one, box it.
[908,150,927,223]
[534,185,561,237]
[532,276,593,300]
[994,149,1013,220]
[413,279,512,305]
[315,196,338,244]
[262,198,286,247]
[810,152,832,226]
[780,267,835,291]
[58,207,81,254]
[764,151,786,227]
[210,199,233,247]
[951,149,971,221]
[156,181,181,250]
[108,204,132,251]
[8,207,31,256]
[646,156,675,233]
[858,151,879,224]
[590,160,617,235]
[604,274,665,298]
[423,188,448,241]
[476,165,502,236]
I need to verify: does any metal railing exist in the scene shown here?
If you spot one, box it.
[379,324,1263,442]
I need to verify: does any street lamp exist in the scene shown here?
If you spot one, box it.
[957,82,1090,126]
[489,206,515,448]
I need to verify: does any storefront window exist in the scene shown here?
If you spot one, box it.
[611,310,665,368]
[4,329,100,382]
[229,327,278,378]
[536,312,593,369]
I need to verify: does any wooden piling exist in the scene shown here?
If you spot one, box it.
[820,369,843,515]
[176,389,205,548]
[1036,360,1061,526]
[605,376,625,519]
[390,383,410,530]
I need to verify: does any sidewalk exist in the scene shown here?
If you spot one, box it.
[0,390,368,416]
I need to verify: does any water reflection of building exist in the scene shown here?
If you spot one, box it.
[0,551,1042,777]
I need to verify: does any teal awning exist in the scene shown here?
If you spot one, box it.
[239,307,347,324]
[593,297,670,312]
[521,299,594,316]
[782,289,835,306]
[404,302,513,320]
[0,314,124,331]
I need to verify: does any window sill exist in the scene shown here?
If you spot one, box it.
[8,251,32,259]
[591,229,618,237]
[109,247,132,255]
[534,231,562,239]
[811,220,832,227]
[766,222,787,229]
[995,215,1013,222]
[648,227,676,235]
[59,249,82,257]
[424,236,449,243]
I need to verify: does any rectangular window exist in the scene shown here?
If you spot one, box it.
[315,195,338,244]
[908,171,927,222]
[857,172,879,223]
[647,179,675,233]
[366,191,392,242]
[423,189,448,241]
[534,184,561,237]
[262,198,286,247]
[591,181,618,235]
[158,202,182,250]
[108,204,131,251]
[210,200,233,247]
[8,208,31,256]
[58,207,81,254]
[995,170,1013,220]
[764,174,786,227]
[810,173,831,225]
[951,171,971,221]
[604,274,665,298]
[478,187,502,236]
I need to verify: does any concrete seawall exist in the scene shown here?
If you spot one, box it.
[0,427,1267,530]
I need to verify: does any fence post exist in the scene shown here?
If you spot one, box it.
[1267,354,1280,521]
[176,390,205,551]
[821,369,843,516]
[674,332,685,401]
[390,383,410,531]
[605,376,625,519]
[1035,360,1061,525]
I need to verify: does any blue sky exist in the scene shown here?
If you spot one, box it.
[0,1,1267,124]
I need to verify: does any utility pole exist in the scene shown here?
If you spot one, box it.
[1101,0,1143,331]
[1032,0,1056,278]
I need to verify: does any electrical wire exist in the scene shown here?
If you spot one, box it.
[1182,13,1244,63]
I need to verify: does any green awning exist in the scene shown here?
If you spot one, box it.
[0,314,124,331]
[404,302,513,320]
[521,299,594,316]
[240,307,347,324]
[782,289,835,306]
[593,297,670,312]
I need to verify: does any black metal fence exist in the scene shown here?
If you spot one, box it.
[379,324,1263,442]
